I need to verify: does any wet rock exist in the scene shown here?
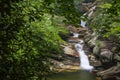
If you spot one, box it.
[101,41,116,50]
[98,49,115,68]
[67,25,88,33]
[62,54,80,64]
[98,41,106,49]
[88,54,102,68]
[87,32,98,47]
[63,45,79,57]
[90,59,102,67]
[49,54,80,72]
[68,37,82,43]
[84,36,91,43]
[67,25,78,33]
[49,58,64,68]
[77,27,88,33]
[93,45,100,55]
[114,53,120,62]
[97,65,120,80]
[78,34,85,38]
[96,77,102,80]
[111,47,117,52]
[55,65,80,72]
[51,43,80,72]
[88,36,98,47]
[84,31,93,42]
[100,49,113,61]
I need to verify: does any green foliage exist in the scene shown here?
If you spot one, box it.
[31,13,66,55]
[107,0,120,16]
[89,0,120,51]
[0,0,69,80]
[44,0,82,26]
[89,9,112,36]
[100,3,112,9]
[96,40,101,47]
[104,22,120,38]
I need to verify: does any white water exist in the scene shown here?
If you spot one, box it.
[80,5,96,27]
[80,13,87,27]
[73,33,94,71]
[75,5,96,70]
[73,33,79,38]
[81,20,87,27]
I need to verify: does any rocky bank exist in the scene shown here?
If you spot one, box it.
[84,28,120,80]
[49,25,88,72]
[50,24,120,80]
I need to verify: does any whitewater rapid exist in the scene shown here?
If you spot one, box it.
[74,33,94,71]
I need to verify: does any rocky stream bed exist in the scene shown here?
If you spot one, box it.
[49,25,120,80]
[49,0,120,80]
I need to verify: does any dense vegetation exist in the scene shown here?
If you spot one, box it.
[0,0,82,80]
[1,0,120,79]
[89,0,120,49]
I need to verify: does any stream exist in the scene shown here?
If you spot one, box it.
[47,31,96,80]
[74,35,94,71]
[47,70,96,80]
[47,4,97,80]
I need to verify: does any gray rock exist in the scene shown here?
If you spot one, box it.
[63,46,79,57]
[97,65,120,80]
[84,31,92,42]
[114,53,120,61]
[88,35,98,47]
[93,45,100,55]
[84,35,92,43]
[68,37,83,43]
[100,49,113,60]
[49,58,64,68]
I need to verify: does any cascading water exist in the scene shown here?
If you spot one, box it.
[80,13,87,27]
[73,33,79,38]
[47,31,96,80]
[73,33,94,71]
[80,5,96,27]
[75,40,94,71]
[81,20,86,27]
[77,5,96,70]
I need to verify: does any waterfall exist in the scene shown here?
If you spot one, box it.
[73,5,96,71]
[73,33,79,38]
[73,33,94,71]
[80,5,96,27]
[81,20,87,27]
[75,41,94,71]
[80,13,87,27]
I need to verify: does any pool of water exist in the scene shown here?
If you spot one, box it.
[47,70,96,80]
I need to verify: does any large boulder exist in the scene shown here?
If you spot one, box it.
[97,65,120,80]
[93,45,100,55]
[84,31,93,43]
[89,54,102,67]
[100,49,113,61]
[88,36,97,46]
[93,41,110,56]
[63,46,79,57]
[87,32,98,47]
